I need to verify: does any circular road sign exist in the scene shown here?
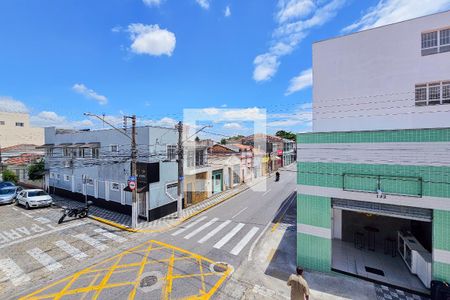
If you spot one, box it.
[128,181,137,191]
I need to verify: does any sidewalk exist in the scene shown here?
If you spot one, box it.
[51,174,270,232]
[217,193,430,300]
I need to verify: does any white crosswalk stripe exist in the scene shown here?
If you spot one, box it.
[213,223,245,249]
[55,240,88,260]
[198,220,231,244]
[230,227,259,255]
[172,216,208,236]
[27,248,62,272]
[94,228,127,243]
[74,233,108,251]
[0,258,30,286]
[184,218,219,240]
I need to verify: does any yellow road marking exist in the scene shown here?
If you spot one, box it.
[20,240,232,300]
[266,248,276,262]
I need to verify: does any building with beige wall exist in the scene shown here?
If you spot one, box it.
[0,111,44,147]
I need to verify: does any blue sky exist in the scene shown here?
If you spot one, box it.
[1,0,449,138]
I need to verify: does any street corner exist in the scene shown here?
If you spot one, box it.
[19,240,233,300]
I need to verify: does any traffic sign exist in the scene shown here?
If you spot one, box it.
[128,180,136,191]
[128,176,137,181]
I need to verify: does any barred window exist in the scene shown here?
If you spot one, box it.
[422,31,438,49]
[428,84,441,104]
[443,82,450,104]
[415,85,427,105]
[440,29,450,46]
[167,145,177,160]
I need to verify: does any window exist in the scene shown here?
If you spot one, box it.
[422,31,437,49]
[0,121,4,125]
[186,150,195,167]
[428,83,441,105]
[443,82,450,104]
[111,182,120,191]
[64,175,70,181]
[50,172,55,179]
[46,148,54,157]
[56,174,61,179]
[63,147,71,157]
[167,145,177,160]
[195,149,205,166]
[415,81,450,106]
[441,29,450,46]
[92,148,99,158]
[15,122,24,127]
[86,178,94,186]
[110,145,118,152]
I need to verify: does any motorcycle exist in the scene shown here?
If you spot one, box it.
[275,172,280,182]
[58,201,93,224]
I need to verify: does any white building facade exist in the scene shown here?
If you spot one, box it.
[297,11,450,292]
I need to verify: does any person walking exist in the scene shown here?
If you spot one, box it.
[287,267,310,300]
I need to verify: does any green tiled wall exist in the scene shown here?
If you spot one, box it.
[297,194,331,229]
[433,262,450,283]
[433,210,450,251]
[297,233,331,272]
[297,127,450,144]
[297,162,450,198]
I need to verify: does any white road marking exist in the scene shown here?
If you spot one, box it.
[198,220,231,244]
[11,207,18,211]
[74,233,108,251]
[0,258,30,286]
[230,226,259,255]
[232,207,248,219]
[21,212,33,218]
[184,218,219,240]
[213,223,245,249]
[55,240,88,261]
[0,221,86,250]
[172,216,208,236]
[262,189,271,196]
[27,248,62,272]
[34,217,51,224]
[94,228,127,243]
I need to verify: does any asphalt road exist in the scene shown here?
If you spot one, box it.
[14,165,297,299]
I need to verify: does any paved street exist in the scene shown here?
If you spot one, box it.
[10,166,297,299]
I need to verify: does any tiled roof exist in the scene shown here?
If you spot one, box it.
[4,153,43,166]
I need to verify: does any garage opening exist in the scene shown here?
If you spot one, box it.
[331,198,432,294]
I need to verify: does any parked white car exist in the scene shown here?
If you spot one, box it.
[16,189,53,209]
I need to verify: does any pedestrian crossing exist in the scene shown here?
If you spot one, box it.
[172,217,260,256]
[0,228,128,287]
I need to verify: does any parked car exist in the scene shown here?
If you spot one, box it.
[0,181,16,188]
[0,186,20,205]
[16,189,53,209]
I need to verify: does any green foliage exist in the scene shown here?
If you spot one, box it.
[275,130,296,140]
[2,169,18,183]
[195,136,200,142]
[220,138,227,145]
[28,159,45,181]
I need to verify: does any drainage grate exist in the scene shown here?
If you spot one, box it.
[140,275,158,288]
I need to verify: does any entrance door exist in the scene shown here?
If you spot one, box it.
[138,192,148,220]
[212,171,222,194]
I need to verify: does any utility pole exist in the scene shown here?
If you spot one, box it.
[176,121,183,218]
[130,115,138,229]
[84,112,138,229]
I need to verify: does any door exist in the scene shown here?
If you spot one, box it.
[138,192,148,220]
[212,171,222,194]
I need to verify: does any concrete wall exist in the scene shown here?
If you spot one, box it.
[0,112,44,147]
[313,10,450,132]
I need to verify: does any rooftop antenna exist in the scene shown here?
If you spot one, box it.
[102,113,105,129]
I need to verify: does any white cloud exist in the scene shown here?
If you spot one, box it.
[203,107,220,115]
[253,0,346,82]
[142,117,177,127]
[223,122,243,130]
[225,5,231,17]
[111,26,122,33]
[343,0,450,33]
[267,103,312,129]
[196,0,210,10]
[30,111,94,129]
[72,83,108,105]
[128,23,176,57]
[0,97,29,113]
[143,0,162,7]
[285,68,312,95]
[277,0,316,23]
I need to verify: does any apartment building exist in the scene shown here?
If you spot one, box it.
[297,11,450,293]
[42,126,178,221]
[0,111,44,147]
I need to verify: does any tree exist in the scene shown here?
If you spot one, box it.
[195,136,200,142]
[275,130,296,140]
[220,138,227,145]
[28,159,45,181]
[2,169,18,183]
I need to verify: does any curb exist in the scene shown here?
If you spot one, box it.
[89,174,276,233]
